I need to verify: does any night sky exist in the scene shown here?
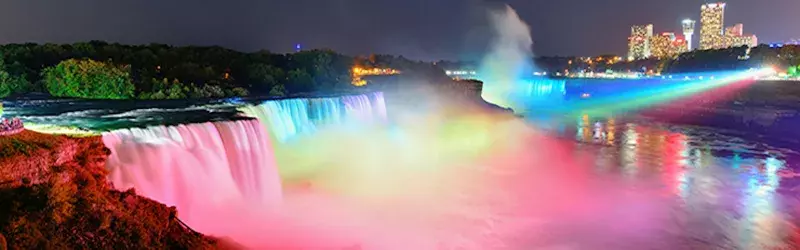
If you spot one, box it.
[0,0,797,61]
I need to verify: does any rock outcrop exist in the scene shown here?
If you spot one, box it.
[0,131,237,249]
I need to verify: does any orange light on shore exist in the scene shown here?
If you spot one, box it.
[351,67,400,86]
[352,67,400,76]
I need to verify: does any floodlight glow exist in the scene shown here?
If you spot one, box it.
[524,69,772,117]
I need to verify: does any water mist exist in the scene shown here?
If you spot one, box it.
[478,4,535,112]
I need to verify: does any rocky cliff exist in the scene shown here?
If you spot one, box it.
[0,131,239,249]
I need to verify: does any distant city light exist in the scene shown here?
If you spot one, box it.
[351,66,400,86]
[445,70,477,77]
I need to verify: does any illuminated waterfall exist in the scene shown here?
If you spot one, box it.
[342,92,387,122]
[522,78,567,109]
[308,98,343,126]
[240,93,388,142]
[101,92,392,247]
[102,119,282,227]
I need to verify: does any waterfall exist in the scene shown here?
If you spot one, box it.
[308,97,343,126]
[100,92,391,247]
[237,99,314,142]
[370,92,388,120]
[342,93,388,122]
[102,119,282,225]
[240,93,388,142]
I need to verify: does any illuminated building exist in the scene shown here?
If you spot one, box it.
[627,21,695,60]
[722,23,757,47]
[723,34,758,48]
[700,3,725,50]
[628,24,653,60]
[672,37,689,55]
[725,23,743,36]
[699,3,757,50]
[650,33,689,59]
[650,33,673,59]
[682,19,696,50]
[351,67,400,86]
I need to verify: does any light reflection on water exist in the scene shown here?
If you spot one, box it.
[538,115,800,249]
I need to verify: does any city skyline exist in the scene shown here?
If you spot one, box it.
[626,2,760,61]
[0,0,797,60]
[699,2,757,50]
[627,23,689,61]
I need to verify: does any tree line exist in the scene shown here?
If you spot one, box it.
[0,41,445,99]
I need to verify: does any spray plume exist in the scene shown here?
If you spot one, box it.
[478,4,534,112]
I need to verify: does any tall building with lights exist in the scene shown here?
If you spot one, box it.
[650,33,689,59]
[699,3,757,50]
[725,23,743,36]
[724,34,758,48]
[700,3,726,50]
[673,37,689,55]
[723,23,757,47]
[682,19,696,50]
[628,24,653,60]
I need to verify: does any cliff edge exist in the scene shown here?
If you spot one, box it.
[0,130,239,249]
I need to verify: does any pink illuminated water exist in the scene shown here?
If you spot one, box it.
[99,112,666,249]
[102,120,286,241]
[100,94,800,249]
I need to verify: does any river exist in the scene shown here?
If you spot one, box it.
[522,114,800,249]
[3,87,800,249]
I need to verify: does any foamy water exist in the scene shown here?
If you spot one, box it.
[12,89,791,249]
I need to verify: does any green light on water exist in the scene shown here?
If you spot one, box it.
[558,69,769,117]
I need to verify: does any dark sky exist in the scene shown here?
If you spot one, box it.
[0,0,797,61]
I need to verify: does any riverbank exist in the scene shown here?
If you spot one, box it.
[0,130,239,249]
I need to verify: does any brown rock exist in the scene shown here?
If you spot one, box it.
[0,132,235,249]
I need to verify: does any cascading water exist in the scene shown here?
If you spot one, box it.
[370,92,388,120]
[102,119,282,229]
[342,95,374,121]
[281,98,315,133]
[239,93,388,142]
[237,98,315,142]
[308,98,343,126]
[100,93,398,248]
